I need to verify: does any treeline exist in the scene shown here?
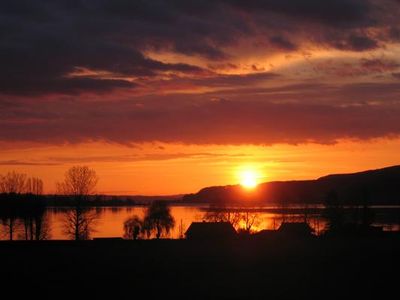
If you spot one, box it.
[1,166,179,241]
[0,167,101,240]
[43,195,140,207]
[322,189,380,235]
[33,195,179,207]
[0,172,49,240]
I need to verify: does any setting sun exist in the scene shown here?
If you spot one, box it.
[239,169,261,189]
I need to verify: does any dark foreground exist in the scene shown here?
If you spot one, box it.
[1,236,399,300]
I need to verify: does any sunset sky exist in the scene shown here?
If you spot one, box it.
[1,0,400,195]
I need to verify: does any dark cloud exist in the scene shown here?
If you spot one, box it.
[309,58,400,77]
[190,72,279,87]
[229,0,373,27]
[0,35,206,95]
[0,77,136,96]
[269,36,297,51]
[0,0,398,95]
[334,35,379,51]
[360,58,399,72]
[392,72,400,79]
[0,0,400,146]
[1,82,400,145]
[0,0,212,95]
[212,82,400,105]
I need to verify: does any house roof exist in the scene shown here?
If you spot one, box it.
[278,222,313,234]
[185,222,237,239]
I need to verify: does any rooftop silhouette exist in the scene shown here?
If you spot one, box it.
[185,221,237,240]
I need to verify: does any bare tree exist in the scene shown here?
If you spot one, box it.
[23,177,47,240]
[57,166,99,240]
[324,189,345,232]
[0,173,49,240]
[203,206,242,229]
[25,177,44,195]
[240,211,260,233]
[0,171,27,240]
[0,171,27,194]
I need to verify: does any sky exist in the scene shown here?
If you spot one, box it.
[1,0,400,195]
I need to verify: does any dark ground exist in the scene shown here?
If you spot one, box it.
[1,235,399,300]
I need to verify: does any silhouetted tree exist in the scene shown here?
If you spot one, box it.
[240,211,260,233]
[347,187,375,230]
[203,206,260,233]
[33,212,51,240]
[0,194,19,240]
[360,189,374,228]
[57,166,98,240]
[123,216,143,240]
[0,173,50,240]
[298,191,311,223]
[25,177,44,196]
[22,177,47,240]
[278,188,290,223]
[0,171,27,194]
[178,219,186,239]
[203,205,242,229]
[142,201,175,239]
[0,171,27,240]
[324,189,345,232]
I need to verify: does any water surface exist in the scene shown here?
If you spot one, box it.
[1,205,399,240]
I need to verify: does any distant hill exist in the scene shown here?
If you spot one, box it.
[182,165,400,205]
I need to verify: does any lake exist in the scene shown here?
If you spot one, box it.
[1,205,399,240]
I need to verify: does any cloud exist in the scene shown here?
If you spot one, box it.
[0,40,206,95]
[229,0,373,27]
[1,84,400,145]
[309,57,400,77]
[1,0,400,146]
[1,0,399,96]
[269,36,298,51]
[189,72,279,87]
[0,152,251,166]
[0,160,59,166]
[393,72,400,79]
[333,35,379,51]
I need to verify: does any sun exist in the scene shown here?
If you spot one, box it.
[239,169,260,189]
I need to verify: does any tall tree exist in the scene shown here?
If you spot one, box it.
[241,211,260,233]
[23,177,47,240]
[123,216,143,240]
[25,177,44,196]
[142,201,175,239]
[57,166,98,240]
[324,189,345,232]
[0,171,27,194]
[0,171,27,240]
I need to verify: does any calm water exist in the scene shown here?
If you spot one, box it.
[1,205,399,240]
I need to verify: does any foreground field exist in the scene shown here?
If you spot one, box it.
[1,236,399,299]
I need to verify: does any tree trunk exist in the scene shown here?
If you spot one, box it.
[9,219,13,241]
[156,224,161,239]
[35,217,42,240]
[30,218,34,240]
[75,206,80,241]
[24,219,29,240]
